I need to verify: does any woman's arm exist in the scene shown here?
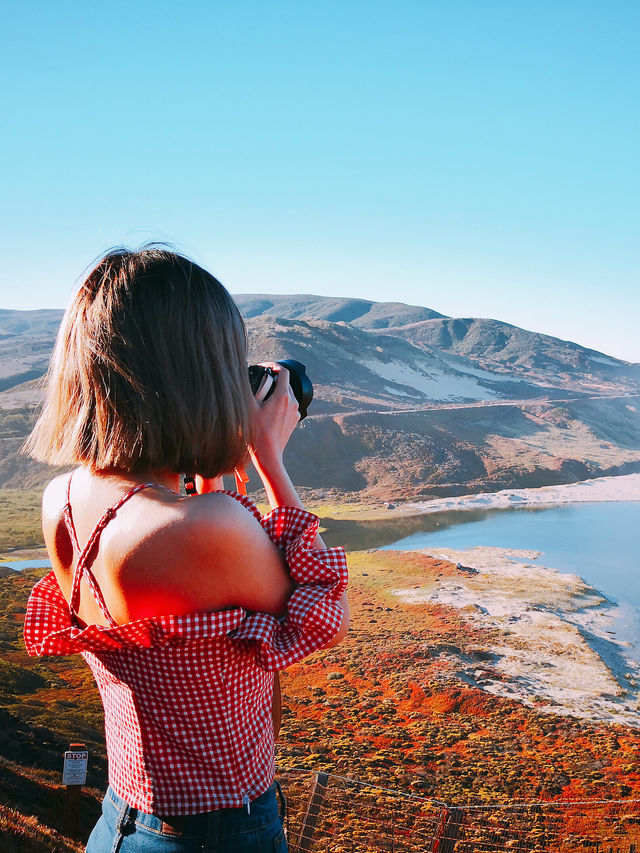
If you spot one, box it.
[250,366,350,646]
[189,365,349,643]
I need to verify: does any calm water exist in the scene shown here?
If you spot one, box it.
[381,502,640,609]
[322,501,640,655]
[0,558,51,570]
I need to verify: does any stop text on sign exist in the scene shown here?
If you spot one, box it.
[62,750,88,785]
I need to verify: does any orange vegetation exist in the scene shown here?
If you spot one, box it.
[277,550,640,805]
[1,553,639,849]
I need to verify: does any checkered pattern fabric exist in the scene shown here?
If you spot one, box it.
[23,490,347,814]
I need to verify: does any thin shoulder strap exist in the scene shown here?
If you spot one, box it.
[68,482,158,627]
[63,473,81,553]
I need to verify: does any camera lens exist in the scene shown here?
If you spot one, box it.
[247,360,313,419]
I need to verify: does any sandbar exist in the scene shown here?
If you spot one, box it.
[392,544,640,728]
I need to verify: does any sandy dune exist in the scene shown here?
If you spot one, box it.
[404,472,640,514]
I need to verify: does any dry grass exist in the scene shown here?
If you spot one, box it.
[0,803,84,853]
[0,489,45,556]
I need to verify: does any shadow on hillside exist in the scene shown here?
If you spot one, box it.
[570,621,639,696]
[0,758,101,843]
[569,396,640,450]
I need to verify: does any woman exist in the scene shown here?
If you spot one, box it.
[22,246,349,852]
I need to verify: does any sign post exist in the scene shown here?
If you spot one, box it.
[62,743,88,838]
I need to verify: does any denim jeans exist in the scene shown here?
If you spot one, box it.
[86,784,287,852]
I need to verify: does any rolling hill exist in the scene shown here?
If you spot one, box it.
[1,298,639,497]
[235,294,640,395]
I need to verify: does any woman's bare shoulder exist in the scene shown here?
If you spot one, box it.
[41,473,71,514]
[159,490,285,580]
[40,474,74,555]
[114,491,293,619]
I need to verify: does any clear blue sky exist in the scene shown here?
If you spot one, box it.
[1,1,638,361]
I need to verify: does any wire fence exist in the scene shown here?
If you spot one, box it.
[278,769,640,853]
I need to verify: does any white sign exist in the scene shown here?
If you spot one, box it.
[62,750,88,786]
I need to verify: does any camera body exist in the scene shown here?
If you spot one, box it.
[248,359,313,420]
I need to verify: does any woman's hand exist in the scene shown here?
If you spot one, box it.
[249,363,300,472]
[248,363,328,550]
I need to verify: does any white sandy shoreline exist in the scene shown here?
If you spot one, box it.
[384,470,640,727]
[402,473,640,515]
[392,542,640,728]
[389,475,640,726]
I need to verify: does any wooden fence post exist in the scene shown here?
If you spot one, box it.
[61,742,88,839]
[430,807,464,853]
[441,809,464,853]
[296,771,330,853]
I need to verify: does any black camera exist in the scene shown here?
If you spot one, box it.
[248,359,313,420]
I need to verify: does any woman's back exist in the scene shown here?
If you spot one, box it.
[21,245,349,847]
[43,469,294,626]
[27,473,348,813]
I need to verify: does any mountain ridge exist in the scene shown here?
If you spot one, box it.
[1,297,639,497]
[234,293,447,328]
[233,294,638,366]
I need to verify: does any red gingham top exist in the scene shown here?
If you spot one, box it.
[23,484,347,814]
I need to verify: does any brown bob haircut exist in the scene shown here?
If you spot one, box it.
[24,246,254,477]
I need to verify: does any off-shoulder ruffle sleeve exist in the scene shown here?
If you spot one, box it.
[23,497,347,667]
[23,571,245,656]
[229,504,348,671]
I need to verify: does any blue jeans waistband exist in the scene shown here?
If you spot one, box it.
[105,783,283,838]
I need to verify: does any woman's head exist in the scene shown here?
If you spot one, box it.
[24,246,254,477]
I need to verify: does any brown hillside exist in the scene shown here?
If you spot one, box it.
[280,397,640,498]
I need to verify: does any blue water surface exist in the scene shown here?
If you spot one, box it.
[383,501,640,608]
[0,558,51,570]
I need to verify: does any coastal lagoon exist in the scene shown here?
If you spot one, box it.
[382,501,640,668]
[382,501,640,609]
[324,502,638,602]
[324,500,640,664]
[324,500,635,584]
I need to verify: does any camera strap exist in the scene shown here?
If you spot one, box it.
[234,467,250,495]
[183,475,197,495]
